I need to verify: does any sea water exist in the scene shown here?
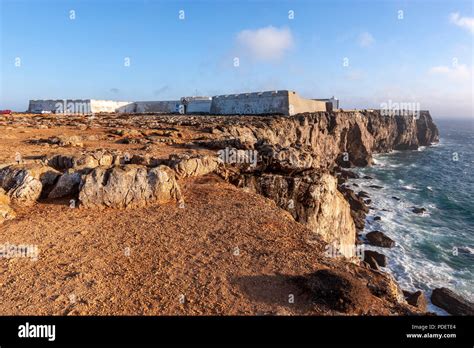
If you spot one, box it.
[350,118,473,314]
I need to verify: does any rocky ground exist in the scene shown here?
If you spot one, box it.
[1,110,466,316]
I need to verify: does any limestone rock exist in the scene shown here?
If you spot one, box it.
[48,135,83,147]
[366,231,395,248]
[170,154,221,179]
[48,172,82,199]
[412,206,427,214]
[234,171,356,256]
[47,151,116,171]
[431,287,474,316]
[257,143,315,173]
[339,186,368,231]
[78,165,182,208]
[0,164,59,206]
[222,110,439,169]
[404,290,428,311]
[364,249,387,268]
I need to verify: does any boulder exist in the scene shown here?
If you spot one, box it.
[0,164,59,206]
[364,249,387,268]
[412,207,426,214]
[339,169,359,179]
[431,288,474,316]
[339,187,369,232]
[170,154,221,179]
[343,189,369,213]
[366,231,395,248]
[48,172,82,199]
[48,135,83,147]
[404,290,427,311]
[47,151,118,171]
[78,165,182,208]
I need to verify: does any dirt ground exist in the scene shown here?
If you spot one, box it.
[0,174,333,315]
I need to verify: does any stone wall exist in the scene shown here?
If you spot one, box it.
[186,99,212,113]
[210,90,289,115]
[28,91,330,115]
[118,101,180,114]
[210,90,328,116]
[90,100,132,113]
[288,92,327,115]
[29,99,92,114]
[28,99,132,114]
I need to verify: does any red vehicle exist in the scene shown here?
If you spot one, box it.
[0,109,12,115]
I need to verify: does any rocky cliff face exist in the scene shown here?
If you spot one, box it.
[220,110,439,168]
[232,171,356,255]
[0,111,438,255]
[204,110,439,255]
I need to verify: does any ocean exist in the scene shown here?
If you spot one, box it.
[350,118,473,314]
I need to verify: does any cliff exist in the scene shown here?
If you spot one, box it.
[0,110,440,315]
[194,110,439,255]
[219,110,439,168]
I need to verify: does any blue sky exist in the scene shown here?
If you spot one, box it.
[1,0,473,118]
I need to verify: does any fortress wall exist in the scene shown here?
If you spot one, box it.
[28,91,330,115]
[90,100,132,113]
[127,101,181,113]
[210,90,290,115]
[116,103,137,113]
[186,99,212,113]
[29,99,92,114]
[29,100,61,113]
[288,92,327,115]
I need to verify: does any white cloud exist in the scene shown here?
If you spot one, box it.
[236,26,293,61]
[429,64,472,80]
[357,31,375,47]
[450,12,474,34]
